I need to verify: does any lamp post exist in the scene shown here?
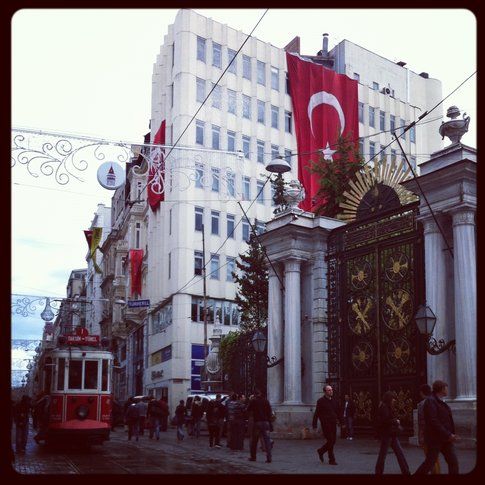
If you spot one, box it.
[415,303,456,355]
[251,330,284,368]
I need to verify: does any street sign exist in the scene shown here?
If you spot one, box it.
[127,299,150,308]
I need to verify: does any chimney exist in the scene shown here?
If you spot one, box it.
[322,33,329,56]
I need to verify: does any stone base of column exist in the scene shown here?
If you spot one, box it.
[270,403,319,439]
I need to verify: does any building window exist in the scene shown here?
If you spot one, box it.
[243,176,251,201]
[256,180,265,204]
[410,155,417,169]
[359,139,364,156]
[271,105,279,129]
[170,83,174,108]
[255,220,265,235]
[212,42,222,68]
[227,48,237,74]
[271,144,279,159]
[169,209,172,235]
[271,66,279,90]
[358,102,364,123]
[285,72,290,94]
[211,84,221,109]
[353,72,360,82]
[400,119,406,138]
[227,89,237,115]
[372,81,379,91]
[242,95,251,119]
[257,100,265,124]
[242,220,250,242]
[135,222,141,249]
[390,115,396,132]
[226,257,235,282]
[197,36,206,62]
[196,120,204,145]
[227,214,235,239]
[410,125,416,143]
[194,250,203,276]
[195,207,203,231]
[369,141,376,160]
[196,77,205,103]
[195,162,204,189]
[168,252,172,279]
[227,130,236,152]
[242,135,250,159]
[257,140,265,164]
[257,60,265,85]
[211,167,220,192]
[210,254,220,279]
[211,210,220,235]
[285,111,292,133]
[369,107,375,128]
[212,125,220,150]
[380,110,385,131]
[227,172,235,197]
[243,55,251,80]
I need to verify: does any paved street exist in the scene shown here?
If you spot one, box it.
[9,422,477,475]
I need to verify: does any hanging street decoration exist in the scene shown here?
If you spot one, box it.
[96,161,125,189]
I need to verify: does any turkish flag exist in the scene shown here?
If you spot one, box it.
[130,249,144,297]
[286,52,359,212]
[147,120,166,211]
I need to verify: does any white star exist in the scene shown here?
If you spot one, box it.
[321,142,336,161]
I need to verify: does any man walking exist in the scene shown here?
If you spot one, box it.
[415,380,459,474]
[13,395,31,454]
[342,393,356,440]
[417,384,440,474]
[246,389,273,463]
[313,385,340,465]
[206,394,225,448]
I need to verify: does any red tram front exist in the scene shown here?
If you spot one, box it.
[37,332,113,445]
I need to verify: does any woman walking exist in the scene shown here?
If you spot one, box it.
[175,399,187,441]
[374,391,410,475]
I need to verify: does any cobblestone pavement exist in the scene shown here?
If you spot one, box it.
[9,423,477,475]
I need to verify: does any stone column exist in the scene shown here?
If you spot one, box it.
[284,259,302,404]
[452,209,477,400]
[422,217,451,387]
[267,264,284,405]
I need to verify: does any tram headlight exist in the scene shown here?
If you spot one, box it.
[76,405,89,420]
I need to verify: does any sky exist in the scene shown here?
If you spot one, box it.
[11,8,476,340]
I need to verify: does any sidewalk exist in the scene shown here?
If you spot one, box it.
[110,425,477,475]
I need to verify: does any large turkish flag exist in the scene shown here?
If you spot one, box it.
[147,120,166,211]
[286,52,359,212]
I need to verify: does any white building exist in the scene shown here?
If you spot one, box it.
[139,9,442,411]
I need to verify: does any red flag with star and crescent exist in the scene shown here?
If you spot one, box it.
[147,120,166,211]
[286,52,359,212]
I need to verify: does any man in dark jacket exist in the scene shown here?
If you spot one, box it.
[206,394,225,448]
[312,385,340,465]
[246,389,273,463]
[342,394,356,440]
[414,380,459,474]
[13,395,31,453]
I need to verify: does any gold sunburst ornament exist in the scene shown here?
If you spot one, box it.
[338,159,418,222]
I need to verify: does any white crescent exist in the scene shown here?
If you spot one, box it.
[307,91,345,138]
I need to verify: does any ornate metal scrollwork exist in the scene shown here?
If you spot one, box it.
[266,355,284,368]
[427,337,456,355]
[11,295,62,318]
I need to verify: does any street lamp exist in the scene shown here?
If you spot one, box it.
[251,330,284,368]
[415,303,456,355]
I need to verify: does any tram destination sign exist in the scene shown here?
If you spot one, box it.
[66,335,100,345]
[127,299,150,308]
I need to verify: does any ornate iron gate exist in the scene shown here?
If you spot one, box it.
[327,202,426,435]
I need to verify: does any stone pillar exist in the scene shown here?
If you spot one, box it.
[284,259,302,404]
[452,209,476,400]
[267,264,284,405]
[422,217,451,387]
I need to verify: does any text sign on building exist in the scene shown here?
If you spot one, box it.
[151,370,164,380]
[127,299,150,308]
[66,335,100,345]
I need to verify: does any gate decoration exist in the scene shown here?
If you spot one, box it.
[326,160,425,436]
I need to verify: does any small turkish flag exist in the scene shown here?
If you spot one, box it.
[76,327,89,338]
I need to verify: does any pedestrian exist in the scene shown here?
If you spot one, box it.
[246,389,273,463]
[226,393,246,450]
[160,397,169,432]
[414,380,459,475]
[312,385,340,465]
[136,396,149,436]
[342,393,356,440]
[206,394,225,448]
[191,395,204,439]
[111,398,123,431]
[417,384,440,474]
[175,399,187,441]
[13,395,31,454]
[148,396,163,440]
[125,399,141,441]
[33,391,51,444]
[374,390,410,475]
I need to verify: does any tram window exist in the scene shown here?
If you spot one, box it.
[102,360,109,391]
[57,358,65,391]
[68,360,83,389]
[44,357,53,393]
[84,361,99,389]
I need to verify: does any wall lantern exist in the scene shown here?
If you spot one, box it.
[251,330,284,368]
[415,303,456,355]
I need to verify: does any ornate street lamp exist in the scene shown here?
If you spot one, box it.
[415,303,456,355]
[40,297,55,322]
[251,330,284,368]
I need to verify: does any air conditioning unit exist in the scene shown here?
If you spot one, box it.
[381,87,391,95]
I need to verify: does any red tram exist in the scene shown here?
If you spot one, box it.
[35,330,114,446]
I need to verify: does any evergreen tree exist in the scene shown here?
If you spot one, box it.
[271,174,287,214]
[308,133,365,217]
[233,233,268,332]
